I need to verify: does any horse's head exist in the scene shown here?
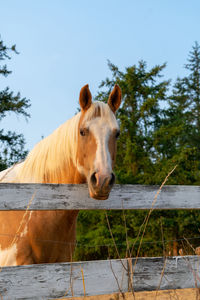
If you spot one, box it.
[77,84,121,200]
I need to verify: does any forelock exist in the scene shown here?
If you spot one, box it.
[83,102,119,129]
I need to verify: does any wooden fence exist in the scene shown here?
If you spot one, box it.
[0,183,200,299]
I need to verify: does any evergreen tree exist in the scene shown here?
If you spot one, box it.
[183,41,200,160]
[153,42,200,185]
[95,60,170,184]
[75,46,200,261]
[76,60,171,261]
[0,38,30,170]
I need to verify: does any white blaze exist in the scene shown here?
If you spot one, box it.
[92,121,112,174]
[87,115,118,175]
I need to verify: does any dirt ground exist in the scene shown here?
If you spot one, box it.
[62,288,200,300]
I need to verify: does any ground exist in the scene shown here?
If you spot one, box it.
[62,288,200,300]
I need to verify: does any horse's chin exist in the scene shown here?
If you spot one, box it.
[89,190,109,200]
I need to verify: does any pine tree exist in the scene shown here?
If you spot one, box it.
[151,43,200,256]
[75,45,200,261]
[75,60,170,261]
[0,38,30,170]
[95,60,169,184]
[184,41,200,149]
[153,42,200,185]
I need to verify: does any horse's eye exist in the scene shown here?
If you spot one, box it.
[116,131,120,139]
[80,129,85,136]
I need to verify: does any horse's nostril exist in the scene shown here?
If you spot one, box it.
[90,172,115,189]
[109,173,115,186]
[90,172,97,186]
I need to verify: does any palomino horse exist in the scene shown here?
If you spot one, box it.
[0,84,121,266]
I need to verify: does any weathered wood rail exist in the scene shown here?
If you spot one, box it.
[1,256,200,299]
[1,183,200,210]
[0,183,200,299]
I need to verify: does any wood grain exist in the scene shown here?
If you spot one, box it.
[0,256,199,299]
[0,183,200,210]
[0,259,127,299]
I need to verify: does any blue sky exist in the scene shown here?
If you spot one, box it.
[1,0,200,150]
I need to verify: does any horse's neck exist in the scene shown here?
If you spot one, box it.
[0,159,86,184]
[48,162,86,184]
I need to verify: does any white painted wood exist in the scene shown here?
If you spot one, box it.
[131,256,200,291]
[0,259,128,299]
[0,183,200,210]
[0,184,200,298]
[0,256,199,299]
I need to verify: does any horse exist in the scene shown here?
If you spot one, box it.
[0,84,121,266]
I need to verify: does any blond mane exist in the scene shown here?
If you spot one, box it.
[17,102,115,184]
[18,112,81,183]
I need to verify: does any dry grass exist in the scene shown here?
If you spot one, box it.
[60,288,200,300]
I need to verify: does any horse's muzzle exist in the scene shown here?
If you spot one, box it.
[89,171,115,200]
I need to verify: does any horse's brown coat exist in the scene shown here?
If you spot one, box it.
[0,84,121,266]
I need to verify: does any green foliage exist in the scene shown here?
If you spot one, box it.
[153,41,200,185]
[75,43,200,261]
[0,38,30,169]
[95,60,170,184]
[0,130,28,171]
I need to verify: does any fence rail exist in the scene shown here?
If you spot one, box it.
[1,183,200,210]
[0,256,200,298]
[1,183,200,299]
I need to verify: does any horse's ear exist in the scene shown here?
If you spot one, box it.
[108,84,122,113]
[79,84,92,111]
